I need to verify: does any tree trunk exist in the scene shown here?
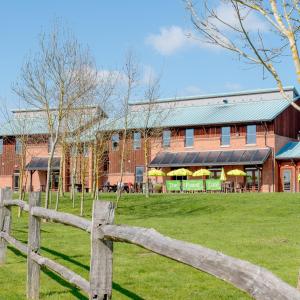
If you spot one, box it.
[116,133,126,206]
[71,146,78,208]
[45,139,57,209]
[80,156,86,216]
[144,138,149,198]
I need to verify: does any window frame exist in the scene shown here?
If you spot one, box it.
[15,138,22,155]
[111,133,120,151]
[221,126,231,146]
[162,129,171,148]
[133,132,141,150]
[0,138,3,155]
[185,128,194,147]
[135,166,144,183]
[246,125,257,145]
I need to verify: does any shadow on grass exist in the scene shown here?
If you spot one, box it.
[41,246,89,271]
[113,282,145,300]
[9,246,144,299]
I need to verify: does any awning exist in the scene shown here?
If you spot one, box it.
[150,149,271,168]
[26,157,61,171]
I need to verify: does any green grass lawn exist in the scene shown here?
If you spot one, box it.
[1,192,300,299]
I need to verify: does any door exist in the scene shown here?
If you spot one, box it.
[282,169,292,192]
[13,173,20,191]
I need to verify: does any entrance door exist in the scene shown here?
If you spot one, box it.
[283,169,292,192]
[13,173,20,191]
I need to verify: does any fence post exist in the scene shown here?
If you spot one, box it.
[27,192,41,300]
[0,188,13,265]
[89,201,114,300]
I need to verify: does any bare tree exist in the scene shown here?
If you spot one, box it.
[185,0,300,109]
[116,52,139,205]
[134,75,173,198]
[13,25,99,209]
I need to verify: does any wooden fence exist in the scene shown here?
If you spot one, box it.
[0,187,300,300]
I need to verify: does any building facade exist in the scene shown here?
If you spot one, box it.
[0,87,300,193]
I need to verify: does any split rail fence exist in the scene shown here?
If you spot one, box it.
[0,187,300,300]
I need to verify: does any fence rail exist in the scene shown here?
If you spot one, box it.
[0,187,300,300]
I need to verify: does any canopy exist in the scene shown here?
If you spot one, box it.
[150,149,271,168]
[148,169,166,176]
[227,169,246,176]
[193,169,211,177]
[26,157,61,171]
[167,168,193,176]
[220,168,227,181]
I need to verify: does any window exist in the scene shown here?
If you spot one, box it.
[185,128,194,147]
[83,143,89,157]
[135,166,144,183]
[15,139,22,155]
[0,138,3,155]
[221,126,230,146]
[48,137,53,153]
[209,168,221,179]
[112,133,119,151]
[246,125,256,144]
[162,130,171,148]
[133,132,141,150]
[71,145,77,156]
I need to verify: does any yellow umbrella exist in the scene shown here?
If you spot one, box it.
[220,168,227,181]
[227,169,246,176]
[148,169,166,176]
[227,169,246,191]
[167,168,193,176]
[192,169,211,177]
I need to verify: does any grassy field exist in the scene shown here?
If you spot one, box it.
[1,192,300,299]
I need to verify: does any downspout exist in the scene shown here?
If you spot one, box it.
[292,159,297,193]
[263,122,275,192]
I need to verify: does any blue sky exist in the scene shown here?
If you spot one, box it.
[0,0,298,109]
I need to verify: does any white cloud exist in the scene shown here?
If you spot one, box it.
[146,26,208,55]
[212,2,269,32]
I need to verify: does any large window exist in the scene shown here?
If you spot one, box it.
[133,132,141,150]
[162,130,171,148]
[221,126,230,146]
[83,143,89,157]
[111,133,119,151]
[15,139,22,155]
[185,128,194,147]
[0,138,3,154]
[246,125,257,144]
[135,166,144,183]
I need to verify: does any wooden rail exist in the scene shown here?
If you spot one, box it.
[0,187,300,300]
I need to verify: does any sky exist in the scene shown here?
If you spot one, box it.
[0,0,298,109]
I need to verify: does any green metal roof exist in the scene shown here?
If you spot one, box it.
[130,86,297,105]
[0,117,49,136]
[276,142,300,159]
[102,98,295,131]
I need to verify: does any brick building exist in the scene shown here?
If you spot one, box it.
[0,86,300,193]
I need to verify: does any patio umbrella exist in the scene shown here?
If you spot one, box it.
[193,168,211,192]
[192,169,211,177]
[167,168,193,177]
[148,169,166,177]
[227,169,246,191]
[220,168,227,181]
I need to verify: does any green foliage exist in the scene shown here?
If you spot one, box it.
[1,192,300,299]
